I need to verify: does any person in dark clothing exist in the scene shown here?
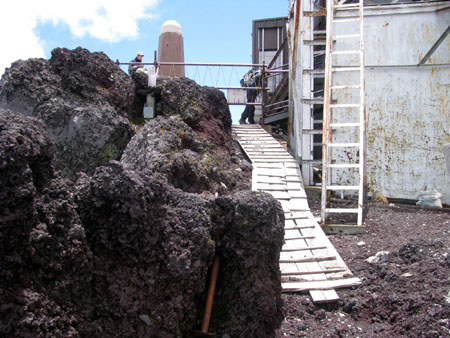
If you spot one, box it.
[239,89,257,124]
[128,51,144,75]
[239,68,261,124]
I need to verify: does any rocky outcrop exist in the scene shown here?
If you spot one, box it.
[74,162,215,337]
[121,116,247,194]
[0,47,135,179]
[0,109,92,337]
[0,47,284,338]
[211,191,285,336]
[134,74,232,149]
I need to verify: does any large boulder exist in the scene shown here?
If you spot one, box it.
[0,47,285,338]
[74,161,216,337]
[211,191,285,337]
[49,47,135,114]
[0,47,135,179]
[0,109,92,337]
[121,116,246,194]
[134,75,232,149]
[74,162,284,338]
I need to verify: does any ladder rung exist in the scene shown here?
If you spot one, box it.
[329,163,360,168]
[330,103,359,108]
[303,40,326,46]
[330,122,360,128]
[303,11,327,17]
[326,185,359,190]
[335,4,361,9]
[302,98,324,104]
[332,67,361,72]
[333,18,360,23]
[331,85,361,89]
[313,30,326,35]
[331,50,361,55]
[303,129,323,135]
[328,143,360,147]
[334,34,360,39]
[303,69,325,74]
[325,208,359,213]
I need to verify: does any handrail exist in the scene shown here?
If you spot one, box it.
[119,61,265,68]
[267,38,288,69]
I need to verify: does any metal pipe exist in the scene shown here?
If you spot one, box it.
[265,100,289,108]
[366,63,450,69]
[120,62,265,67]
[214,86,269,90]
[228,102,263,106]
[266,69,290,74]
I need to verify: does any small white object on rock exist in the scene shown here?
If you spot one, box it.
[357,241,366,247]
[365,251,390,264]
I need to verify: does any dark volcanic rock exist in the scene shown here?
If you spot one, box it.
[134,75,232,149]
[0,47,135,179]
[74,161,215,337]
[0,109,92,337]
[211,191,285,337]
[49,47,135,114]
[0,49,284,338]
[121,116,244,194]
[74,163,284,337]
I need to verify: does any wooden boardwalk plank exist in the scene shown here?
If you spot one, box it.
[232,125,361,302]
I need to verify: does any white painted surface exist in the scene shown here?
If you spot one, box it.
[289,1,450,203]
[161,20,182,35]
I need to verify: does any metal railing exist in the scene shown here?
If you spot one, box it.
[119,56,289,120]
[119,61,269,106]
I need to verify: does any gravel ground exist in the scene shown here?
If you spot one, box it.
[277,195,450,338]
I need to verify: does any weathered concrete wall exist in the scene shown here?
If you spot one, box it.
[289,1,450,203]
[363,3,450,203]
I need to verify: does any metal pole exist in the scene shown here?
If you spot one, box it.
[358,0,367,226]
[262,61,267,122]
[321,0,334,225]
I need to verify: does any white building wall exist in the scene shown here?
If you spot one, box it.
[363,3,450,203]
[289,1,450,203]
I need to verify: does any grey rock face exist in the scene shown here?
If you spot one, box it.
[0,47,135,179]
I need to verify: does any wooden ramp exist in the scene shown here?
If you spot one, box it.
[232,125,361,303]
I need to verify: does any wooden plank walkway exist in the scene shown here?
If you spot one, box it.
[232,124,361,302]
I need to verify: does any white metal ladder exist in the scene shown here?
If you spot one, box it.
[321,0,366,226]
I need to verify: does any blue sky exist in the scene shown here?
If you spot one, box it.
[0,0,288,122]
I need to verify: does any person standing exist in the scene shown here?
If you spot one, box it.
[239,68,261,124]
[128,52,144,76]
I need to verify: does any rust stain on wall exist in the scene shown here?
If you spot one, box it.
[291,0,301,78]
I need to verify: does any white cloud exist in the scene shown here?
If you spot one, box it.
[0,0,159,75]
